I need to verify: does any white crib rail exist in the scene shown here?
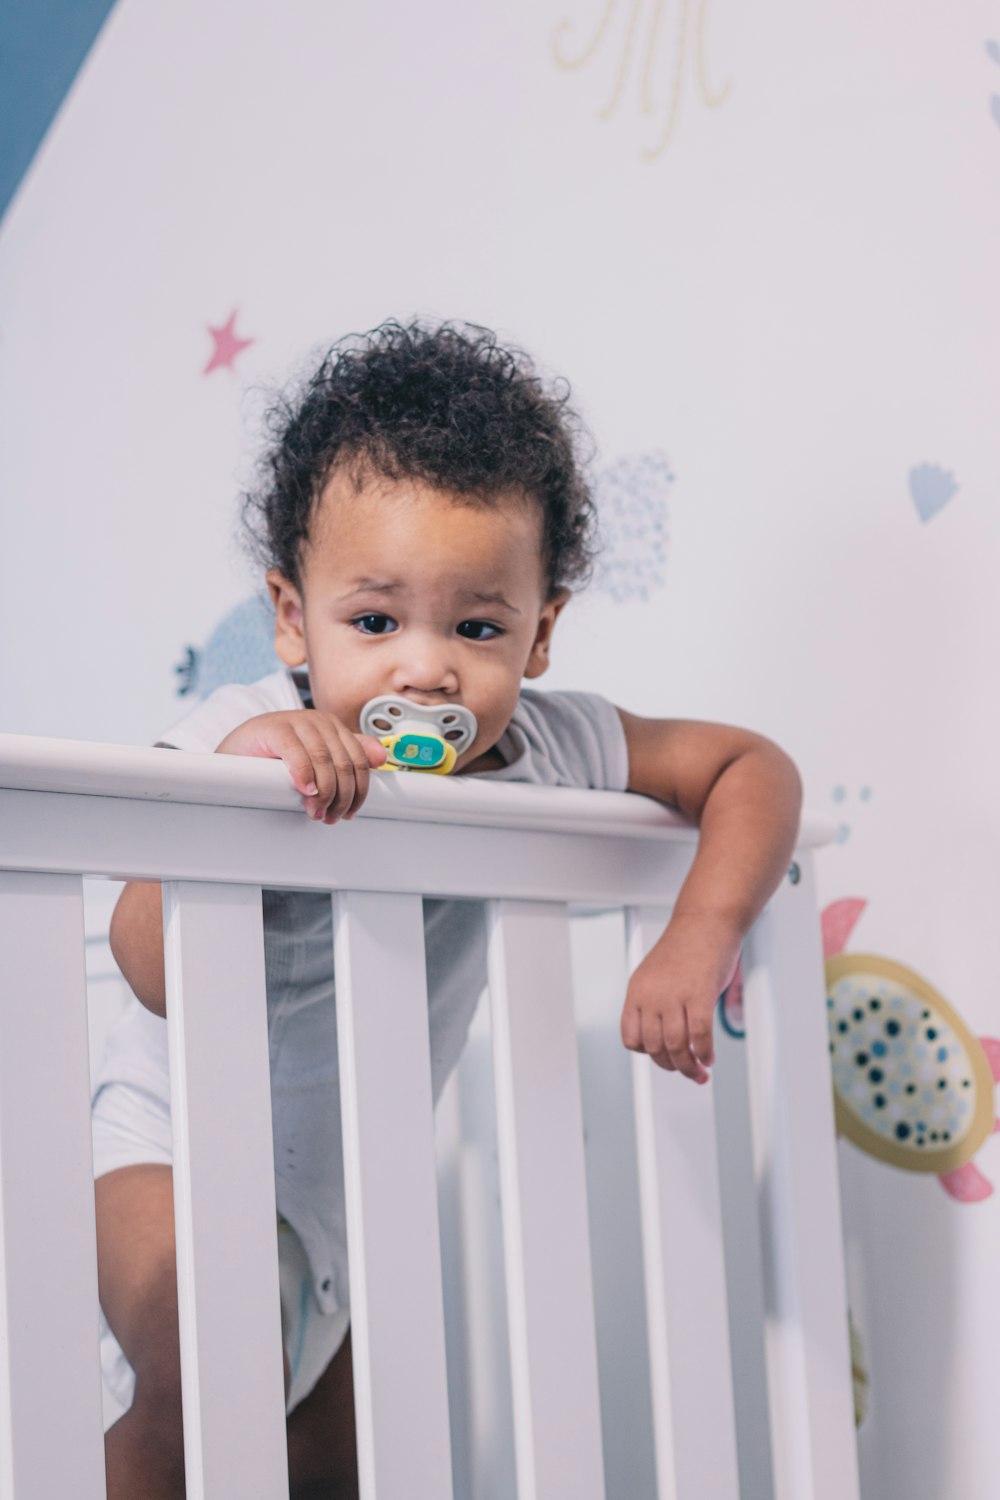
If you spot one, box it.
[333,890,453,1499]
[0,732,858,1500]
[487,900,605,1500]
[627,905,741,1500]
[163,882,287,1500]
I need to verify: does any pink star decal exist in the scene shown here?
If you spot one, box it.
[203,310,254,375]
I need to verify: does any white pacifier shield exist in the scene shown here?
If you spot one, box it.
[359,696,478,757]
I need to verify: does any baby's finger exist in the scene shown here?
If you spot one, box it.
[669,1034,711,1084]
[662,1018,705,1084]
[650,1048,677,1072]
[310,725,365,823]
[293,723,344,820]
[640,1008,665,1060]
[271,725,323,800]
[620,1003,643,1052]
[357,734,388,769]
[335,728,378,820]
[672,1049,709,1084]
[688,1006,716,1069]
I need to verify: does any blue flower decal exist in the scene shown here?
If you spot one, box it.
[593,451,673,602]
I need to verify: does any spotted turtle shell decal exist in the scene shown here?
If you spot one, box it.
[826,954,995,1176]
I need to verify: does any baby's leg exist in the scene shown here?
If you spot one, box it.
[97,1163,343,1499]
[96,1163,187,1498]
[286,1332,359,1500]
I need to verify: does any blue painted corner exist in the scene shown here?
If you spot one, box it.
[0,0,119,221]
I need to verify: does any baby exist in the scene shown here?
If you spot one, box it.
[97,320,801,1499]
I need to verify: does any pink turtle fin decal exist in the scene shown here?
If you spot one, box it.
[940,1163,993,1203]
[822,899,868,959]
[977,1037,1000,1082]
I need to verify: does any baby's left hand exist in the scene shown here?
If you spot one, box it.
[620,912,742,1084]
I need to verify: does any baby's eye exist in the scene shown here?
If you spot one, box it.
[457,620,502,641]
[352,613,399,636]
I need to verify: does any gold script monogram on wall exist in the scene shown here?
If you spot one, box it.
[552,0,733,160]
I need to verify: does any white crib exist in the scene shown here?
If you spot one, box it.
[0,733,860,1500]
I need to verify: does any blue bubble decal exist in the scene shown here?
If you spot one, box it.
[909,463,958,524]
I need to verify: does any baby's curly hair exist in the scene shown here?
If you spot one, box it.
[242,319,597,598]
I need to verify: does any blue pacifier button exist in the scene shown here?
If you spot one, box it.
[395,733,446,767]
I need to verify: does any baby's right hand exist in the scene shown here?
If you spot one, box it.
[215,711,387,822]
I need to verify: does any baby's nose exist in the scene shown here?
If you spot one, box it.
[393,638,459,696]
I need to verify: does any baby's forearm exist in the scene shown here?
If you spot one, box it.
[619,742,801,1082]
[109,881,167,1016]
[672,741,803,934]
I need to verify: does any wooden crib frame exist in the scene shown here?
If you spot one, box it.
[0,733,860,1500]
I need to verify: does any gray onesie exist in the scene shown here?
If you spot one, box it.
[92,668,629,1318]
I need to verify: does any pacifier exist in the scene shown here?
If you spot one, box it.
[359,696,478,775]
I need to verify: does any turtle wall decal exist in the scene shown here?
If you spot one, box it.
[718,897,1000,1202]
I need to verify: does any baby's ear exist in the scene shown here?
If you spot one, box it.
[523,590,570,679]
[267,570,307,667]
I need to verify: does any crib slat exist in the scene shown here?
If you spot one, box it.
[625,906,740,1500]
[0,872,105,1500]
[487,899,606,1500]
[162,882,288,1500]
[332,891,453,1500]
[742,858,861,1500]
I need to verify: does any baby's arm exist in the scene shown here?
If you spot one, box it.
[616,709,802,1084]
[110,710,387,1015]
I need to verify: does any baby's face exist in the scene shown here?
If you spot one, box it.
[268,470,565,773]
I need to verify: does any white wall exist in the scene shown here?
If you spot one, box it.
[3,2,1000,1495]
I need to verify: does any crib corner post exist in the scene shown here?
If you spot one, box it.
[0,871,106,1500]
